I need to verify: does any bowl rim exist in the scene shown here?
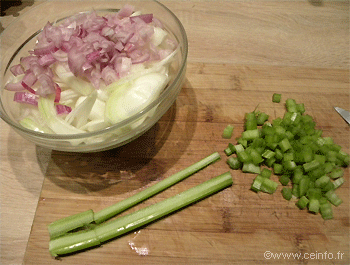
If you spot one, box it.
[0,0,188,140]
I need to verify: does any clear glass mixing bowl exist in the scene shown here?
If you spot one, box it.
[0,0,188,152]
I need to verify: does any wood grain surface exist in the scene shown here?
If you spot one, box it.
[1,1,349,265]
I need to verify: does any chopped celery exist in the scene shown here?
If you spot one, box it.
[241,129,260,141]
[279,138,292,153]
[303,159,320,172]
[324,190,342,206]
[283,160,296,171]
[279,175,290,186]
[285,99,297,112]
[222,124,234,139]
[308,199,320,214]
[248,148,264,165]
[333,177,345,189]
[306,188,322,200]
[251,175,264,192]
[245,112,257,130]
[272,93,281,103]
[260,168,272,179]
[237,138,248,148]
[224,146,233,156]
[224,95,349,220]
[273,163,283,175]
[234,144,245,153]
[296,196,309,209]
[227,157,242,170]
[228,143,236,153]
[242,163,261,174]
[262,149,275,159]
[292,184,299,198]
[265,157,276,168]
[257,112,269,125]
[329,167,344,179]
[237,150,252,164]
[281,187,292,200]
[319,201,333,220]
[260,178,278,194]
[298,177,310,197]
[314,175,331,189]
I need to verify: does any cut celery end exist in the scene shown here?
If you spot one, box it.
[49,229,100,257]
[48,210,94,239]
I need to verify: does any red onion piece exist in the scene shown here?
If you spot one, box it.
[14,91,38,106]
[117,4,135,18]
[21,81,36,94]
[38,54,57,66]
[36,73,56,96]
[20,56,39,71]
[86,51,100,62]
[4,82,25,91]
[56,104,72,115]
[33,42,59,56]
[54,83,62,103]
[130,14,153,24]
[10,64,25,76]
[101,66,118,85]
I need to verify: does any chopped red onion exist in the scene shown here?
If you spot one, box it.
[101,66,118,85]
[6,4,177,101]
[56,104,72,115]
[36,73,56,96]
[14,91,38,106]
[54,83,62,103]
[4,81,24,91]
[10,64,25,76]
[38,54,57,66]
[20,56,39,71]
[117,4,135,18]
[86,51,100,62]
[33,42,59,56]
[21,81,36,94]
[130,14,153,24]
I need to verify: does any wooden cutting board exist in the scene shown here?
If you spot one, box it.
[24,63,349,264]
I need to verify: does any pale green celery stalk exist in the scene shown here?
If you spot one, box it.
[49,172,233,257]
[48,152,221,238]
[94,152,221,224]
[48,210,94,239]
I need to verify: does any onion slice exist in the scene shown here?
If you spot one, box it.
[105,72,168,124]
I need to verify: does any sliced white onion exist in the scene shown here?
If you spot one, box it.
[105,72,168,124]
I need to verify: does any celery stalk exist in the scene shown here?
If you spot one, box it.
[93,152,221,224]
[48,210,94,239]
[49,152,221,238]
[49,172,233,257]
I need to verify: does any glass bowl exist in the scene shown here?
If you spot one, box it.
[0,0,187,152]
